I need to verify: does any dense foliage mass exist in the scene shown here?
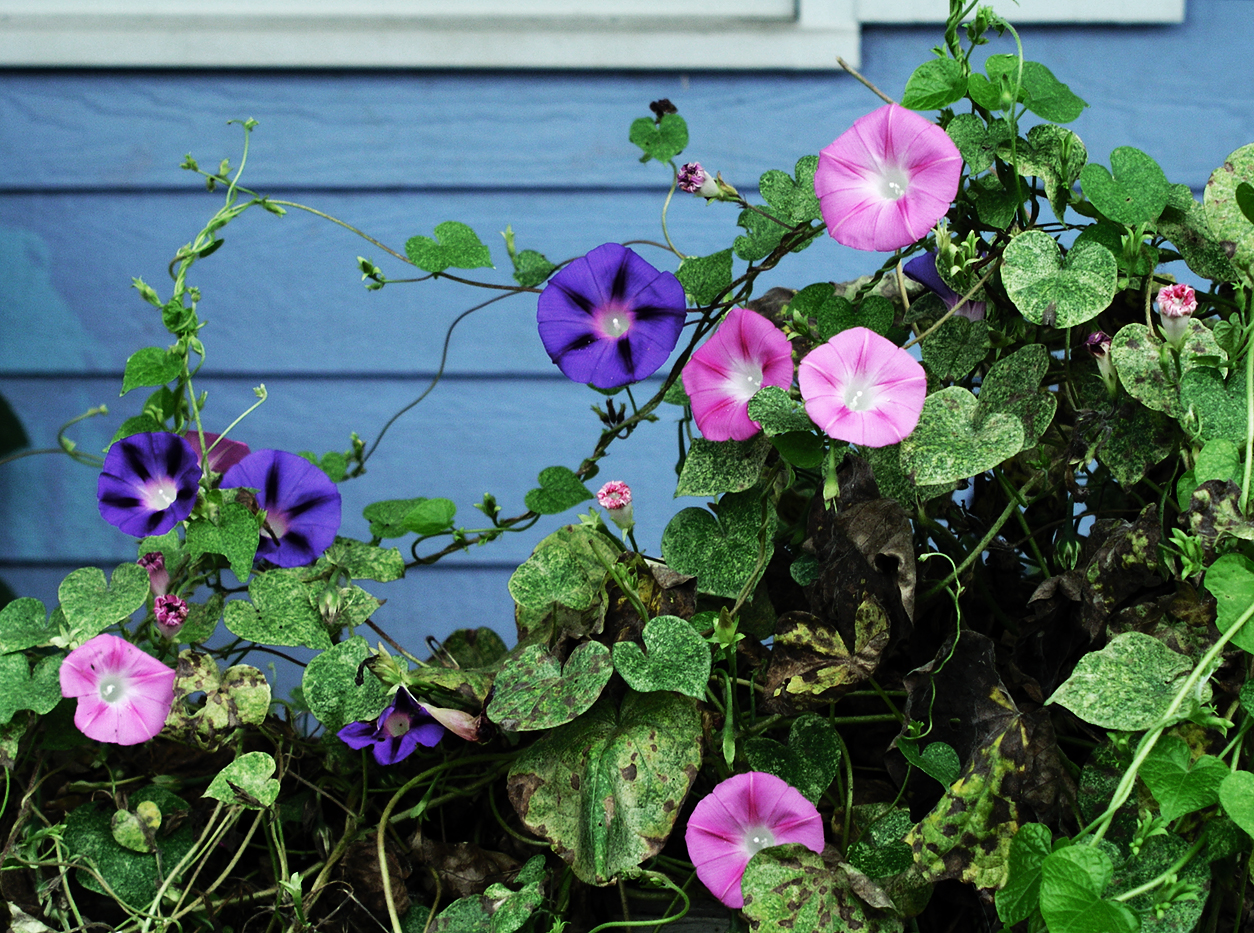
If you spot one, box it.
[5,2,1254,931]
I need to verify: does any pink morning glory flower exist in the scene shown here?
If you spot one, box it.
[1157,283,1197,346]
[337,688,445,765]
[185,430,252,474]
[682,307,794,441]
[684,771,825,909]
[815,104,963,253]
[220,449,342,568]
[536,243,687,389]
[799,326,927,447]
[59,633,176,745]
[97,432,202,537]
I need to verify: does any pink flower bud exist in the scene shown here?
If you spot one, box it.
[677,162,722,199]
[596,481,634,532]
[154,594,189,636]
[138,551,170,596]
[1157,283,1197,347]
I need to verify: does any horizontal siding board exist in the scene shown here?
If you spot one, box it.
[0,189,872,375]
[0,375,694,565]
[0,7,1248,193]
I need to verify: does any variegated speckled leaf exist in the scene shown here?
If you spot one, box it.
[899,387,1024,485]
[487,642,612,732]
[1204,142,1254,286]
[1001,230,1116,328]
[506,690,701,885]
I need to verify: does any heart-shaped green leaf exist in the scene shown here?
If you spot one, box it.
[733,206,787,261]
[899,386,1025,485]
[185,497,261,582]
[746,387,815,437]
[742,713,843,803]
[363,497,428,538]
[0,597,55,655]
[1113,321,1227,419]
[205,751,280,809]
[676,249,733,307]
[0,653,63,726]
[507,691,701,885]
[1219,770,1254,836]
[405,497,456,535]
[758,156,822,225]
[921,315,989,382]
[1159,184,1242,283]
[524,466,593,515]
[508,525,620,612]
[675,436,770,497]
[628,112,688,163]
[1139,735,1227,823]
[1039,847,1138,933]
[983,55,1088,123]
[902,56,967,111]
[405,221,493,274]
[661,487,777,599]
[1001,123,1087,222]
[510,248,557,288]
[302,636,392,733]
[223,568,333,650]
[1180,366,1248,444]
[1001,230,1116,328]
[946,114,1012,175]
[59,563,151,644]
[1046,632,1200,730]
[487,642,612,732]
[1204,552,1254,655]
[996,823,1053,926]
[787,282,894,340]
[897,737,961,788]
[1080,146,1170,226]
[1204,142,1254,286]
[612,615,710,700]
[121,346,182,395]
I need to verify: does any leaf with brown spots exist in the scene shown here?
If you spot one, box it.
[506,690,701,885]
[741,844,905,932]
[763,597,890,707]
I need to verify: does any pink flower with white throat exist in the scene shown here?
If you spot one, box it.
[597,480,634,532]
[799,326,927,447]
[59,633,176,745]
[684,771,825,909]
[1157,283,1197,346]
[682,307,794,441]
[815,104,962,252]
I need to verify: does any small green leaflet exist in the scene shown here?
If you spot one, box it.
[629,112,688,163]
[1079,147,1170,226]
[405,221,493,274]
[1139,735,1227,823]
[897,737,961,788]
[1039,846,1138,933]
[1204,552,1254,655]
[204,751,280,809]
[405,497,456,535]
[676,249,733,307]
[902,56,967,111]
[612,615,711,700]
[1237,182,1254,226]
[524,466,593,515]
[995,823,1052,926]
[120,346,182,395]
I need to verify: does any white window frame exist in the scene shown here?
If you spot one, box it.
[0,0,1185,70]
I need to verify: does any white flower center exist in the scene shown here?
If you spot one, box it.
[383,711,411,737]
[744,826,776,856]
[843,379,880,412]
[598,307,633,338]
[143,478,179,511]
[98,673,128,705]
[726,358,765,404]
[877,165,910,201]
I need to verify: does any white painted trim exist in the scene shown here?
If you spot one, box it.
[0,0,1184,69]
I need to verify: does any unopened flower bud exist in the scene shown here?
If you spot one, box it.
[1157,283,1197,347]
[1085,331,1118,398]
[154,594,188,636]
[138,552,169,596]
[677,162,724,200]
[597,480,635,532]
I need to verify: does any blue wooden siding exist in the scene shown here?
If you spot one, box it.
[2,1,1253,649]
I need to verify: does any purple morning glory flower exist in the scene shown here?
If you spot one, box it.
[97,432,201,537]
[220,450,341,568]
[903,251,986,321]
[337,689,445,765]
[537,243,687,389]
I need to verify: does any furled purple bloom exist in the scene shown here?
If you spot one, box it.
[903,251,985,321]
[678,162,707,193]
[1157,283,1197,346]
[337,689,445,765]
[220,450,342,568]
[98,433,202,537]
[154,594,188,636]
[682,307,794,441]
[185,430,251,474]
[59,633,176,746]
[537,243,687,389]
[815,104,963,252]
[138,551,170,596]
[1086,331,1118,397]
[684,772,825,909]
[799,327,927,447]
